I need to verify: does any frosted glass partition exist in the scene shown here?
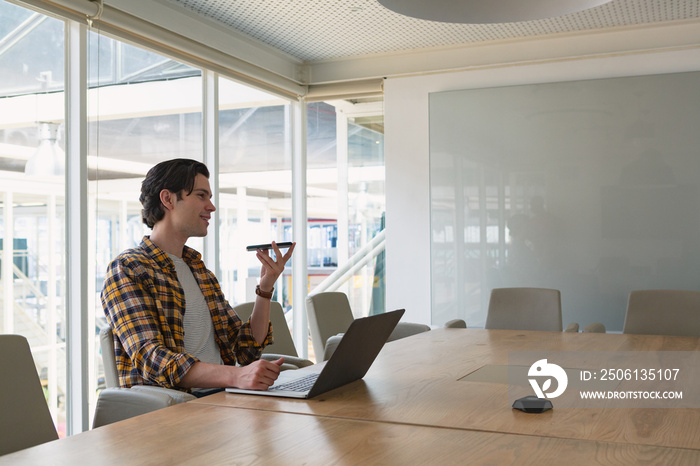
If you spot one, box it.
[429,71,700,331]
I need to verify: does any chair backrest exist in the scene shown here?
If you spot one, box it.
[444,319,467,329]
[0,334,59,455]
[582,322,606,333]
[564,322,579,333]
[623,290,700,336]
[485,287,562,332]
[234,301,299,357]
[100,326,120,388]
[306,292,355,360]
[388,322,431,341]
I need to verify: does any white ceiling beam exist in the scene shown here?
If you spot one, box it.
[326,100,385,118]
[307,18,700,84]
[104,0,304,82]
[18,0,700,93]
[20,0,305,97]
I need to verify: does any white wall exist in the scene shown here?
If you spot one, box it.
[385,46,700,326]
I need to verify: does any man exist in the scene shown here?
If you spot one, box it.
[101,158,295,395]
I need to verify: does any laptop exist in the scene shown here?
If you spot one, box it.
[226,308,405,399]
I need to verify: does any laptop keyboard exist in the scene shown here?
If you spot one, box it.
[270,373,319,392]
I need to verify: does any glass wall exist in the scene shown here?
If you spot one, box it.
[430,71,700,331]
[88,32,204,421]
[217,76,292,309]
[0,1,67,436]
[306,101,386,319]
[1,0,386,432]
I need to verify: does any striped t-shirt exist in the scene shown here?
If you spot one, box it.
[168,253,224,367]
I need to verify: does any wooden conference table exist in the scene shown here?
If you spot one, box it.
[4,329,700,464]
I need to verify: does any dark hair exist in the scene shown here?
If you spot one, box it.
[140,158,210,228]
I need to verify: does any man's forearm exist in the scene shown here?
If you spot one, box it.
[178,361,239,388]
[179,359,283,390]
[249,294,272,343]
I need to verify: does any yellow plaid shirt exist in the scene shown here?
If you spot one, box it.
[101,236,272,390]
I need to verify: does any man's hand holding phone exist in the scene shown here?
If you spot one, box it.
[246,242,294,251]
[254,241,296,293]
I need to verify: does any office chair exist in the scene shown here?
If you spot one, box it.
[485,287,563,332]
[0,334,59,455]
[444,319,467,328]
[564,323,580,332]
[623,289,700,336]
[388,321,431,340]
[306,292,355,361]
[316,321,432,362]
[92,327,196,428]
[564,322,606,333]
[306,291,430,361]
[233,301,313,370]
[582,322,606,333]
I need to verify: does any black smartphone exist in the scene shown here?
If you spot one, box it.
[246,242,294,251]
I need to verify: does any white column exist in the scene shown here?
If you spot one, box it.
[290,101,308,358]
[335,109,349,278]
[47,194,58,423]
[65,20,90,435]
[86,194,97,421]
[2,191,13,334]
[202,70,220,276]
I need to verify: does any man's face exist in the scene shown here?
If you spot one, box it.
[170,173,215,238]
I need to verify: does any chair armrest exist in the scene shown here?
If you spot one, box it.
[92,387,195,428]
[261,353,315,369]
[323,334,344,361]
[130,385,197,403]
[388,322,431,341]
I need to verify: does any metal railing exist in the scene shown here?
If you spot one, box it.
[309,229,385,295]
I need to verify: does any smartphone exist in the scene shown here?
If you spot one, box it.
[246,242,294,251]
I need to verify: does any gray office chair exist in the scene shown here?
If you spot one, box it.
[306,291,430,361]
[319,320,430,362]
[623,289,700,336]
[582,322,606,333]
[0,334,59,455]
[564,322,606,333]
[485,287,563,332]
[444,319,467,328]
[564,322,580,332]
[233,301,313,370]
[93,327,196,428]
[388,321,431,340]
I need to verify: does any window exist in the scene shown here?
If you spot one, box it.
[1,0,386,433]
[0,0,67,436]
[216,76,292,309]
[306,101,386,319]
[89,31,203,419]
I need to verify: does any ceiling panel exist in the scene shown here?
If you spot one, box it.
[165,0,700,62]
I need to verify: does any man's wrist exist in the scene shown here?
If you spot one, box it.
[255,285,273,299]
[229,365,243,389]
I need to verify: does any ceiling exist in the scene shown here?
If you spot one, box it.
[164,0,700,63]
[92,0,699,93]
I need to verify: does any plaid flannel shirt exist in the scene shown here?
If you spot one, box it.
[101,236,272,390]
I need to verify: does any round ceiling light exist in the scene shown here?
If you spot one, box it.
[376,0,615,24]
